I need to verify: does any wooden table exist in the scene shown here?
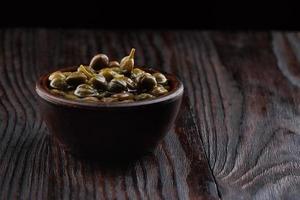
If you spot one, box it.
[0,30,299,200]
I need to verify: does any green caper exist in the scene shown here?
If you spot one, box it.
[151,85,168,96]
[138,73,157,91]
[101,97,119,103]
[109,61,120,68]
[88,74,107,90]
[110,67,125,74]
[64,93,80,100]
[77,65,95,79]
[164,85,170,91]
[120,48,135,72]
[123,77,136,90]
[153,72,167,84]
[50,89,65,96]
[49,71,65,81]
[63,72,72,77]
[74,84,97,97]
[99,68,118,81]
[50,77,69,90]
[66,72,87,87]
[134,93,154,101]
[81,96,99,102]
[121,99,135,103]
[111,92,134,101]
[131,68,145,80]
[95,91,112,98]
[108,77,127,93]
[89,54,109,70]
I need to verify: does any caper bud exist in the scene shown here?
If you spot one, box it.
[64,93,80,100]
[138,73,157,91]
[110,67,125,74]
[88,74,107,90]
[50,89,65,96]
[74,84,97,97]
[123,77,136,90]
[101,97,119,103]
[152,72,167,84]
[131,68,145,80]
[77,65,95,79]
[111,92,134,101]
[134,93,154,101]
[108,77,127,92]
[81,96,99,102]
[49,71,65,81]
[120,48,135,72]
[120,99,135,103]
[50,77,69,90]
[95,91,112,98]
[89,54,109,70]
[109,61,120,68]
[151,85,168,96]
[66,72,87,87]
[99,68,118,81]
[63,72,72,77]
[164,85,170,91]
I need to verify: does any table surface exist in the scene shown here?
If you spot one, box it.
[0,30,300,200]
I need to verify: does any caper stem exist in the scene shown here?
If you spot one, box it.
[129,48,135,59]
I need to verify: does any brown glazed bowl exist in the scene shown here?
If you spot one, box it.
[36,67,183,161]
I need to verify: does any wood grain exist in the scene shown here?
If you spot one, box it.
[1,30,300,199]
[0,29,219,200]
[208,32,300,200]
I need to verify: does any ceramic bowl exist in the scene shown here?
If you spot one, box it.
[36,67,184,160]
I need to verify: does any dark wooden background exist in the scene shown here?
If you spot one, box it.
[1,30,300,199]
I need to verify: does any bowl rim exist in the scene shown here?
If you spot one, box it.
[36,66,184,108]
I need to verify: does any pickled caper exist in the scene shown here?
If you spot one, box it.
[111,92,134,101]
[134,93,154,101]
[120,48,135,72]
[81,96,99,102]
[151,85,168,96]
[63,72,72,77]
[88,74,107,90]
[153,72,167,84]
[121,99,135,103]
[49,71,65,81]
[99,68,118,81]
[109,61,120,68]
[50,77,69,90]
[123,77,136,90]
[110,67,125,74]
[89,54,109,70]
[108,77,127,92]
[96,91,112,98]
[101,97,119,103]
[74,84,97,97]
[138,73,157,91]
[50,89,65,96]
[66,72,87,87]
[77,65,95,79]
[131,68,145,80]
[64,93,80,100]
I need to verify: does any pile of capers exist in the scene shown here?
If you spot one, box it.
[48,49,170,103]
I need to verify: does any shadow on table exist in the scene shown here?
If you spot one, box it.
[48,135,157,174]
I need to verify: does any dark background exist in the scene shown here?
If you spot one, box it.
[0,1,298,29]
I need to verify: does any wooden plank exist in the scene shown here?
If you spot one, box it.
[0,29,219,199]
[2,29,300,199]
[202,32,300,199]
